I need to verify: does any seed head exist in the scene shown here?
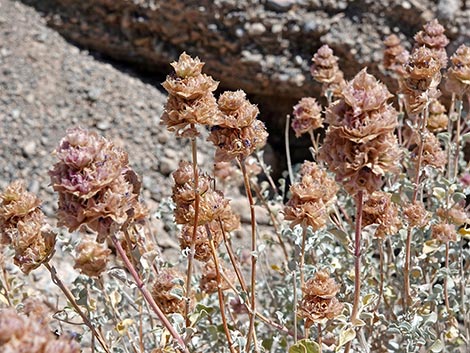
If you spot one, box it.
[0,181,56,274]
[362,192,401,239]
[414,19,449,67]
[74,239,112,277]
[383,34,409,76]
[151,269,188,315]
[291,97,323,138]
[431,222,456,243]
[403,201,429,228]
[209,92,268,162]
[50,129,147,242]
[310,44,346,99]
[299,270,343,328]
[199,261,234,294]
[446,45,470,97]
[161,52,220,137]
[427,100,448,132]
[284,162,338,230]
[179,221,223,262]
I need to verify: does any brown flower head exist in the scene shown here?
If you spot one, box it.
[179,220,223,262]
[74,239,112,277]
[151,269,187,314]
[208,91,268,163]
[217,90,259,128]
[299,270,343,328]
[427,99,448,132]
[431,222,456,243]
[161,52,220,137]
[311,45,342,84]
[414,19,449,67]
[284,162,338,230]
[310,44,346,99]
[218,203,241,232]
[320,129,401,194]
[50,129,146,242]
[403,46,442,91]
[50,128,128,199]
[0,181,56,274]
[362,192,401,238]
[403,201,429,228]
[411,130,446,170]
[446,45,470,97]
[291,97,323,137]
[437,204,468,226]
[0,307,80,353]
[303,269,340,298]
[383,34,409,76]
[199,261,234,294]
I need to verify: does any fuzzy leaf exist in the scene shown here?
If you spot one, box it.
[429,339,444,352]
[289,339,320,353]
[337,328,356,350]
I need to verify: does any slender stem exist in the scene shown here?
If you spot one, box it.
[299,226,307,292]
[453,98,463,180]
[251,182,289,264]
[375,239,384,311]
[350,190,364,322]
[344,190,364,353]
[404,109,428,311]
[185,127,200,326]
[293,270,298,344]
[220,270,297,338]
[285,115,294,185]
[239,157,259,352]
[447,93,456,180]
[444,242,450,313]
[308,131,319,160]
[43,262,110,353]
[219,218,248,292]
[318,323,323,353]
[206,225,237,353]
[110,235,189,353]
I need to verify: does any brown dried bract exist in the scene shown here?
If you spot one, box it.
[403,201,429,228]
[179,221,223,262]
[446,45,470,97]
[291,97,323,137]
[161,52,220,137]
[431,222,457,243]
[427,100,448,132]
[151,269,188,315]
[298,270,343,328]
[383,34,409,76]
[414,19,449,68]
[362,192,401,239]
[74,239,112,277]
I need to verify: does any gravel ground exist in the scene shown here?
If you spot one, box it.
[0,0,220,211]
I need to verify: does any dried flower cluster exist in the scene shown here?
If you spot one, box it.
[383,34,409,76]
[298,270,343,328]
[411,130,446,169]
[74,238,112,277]
[49,128,147,243]
[400,46,442,115]
[362,192,401,239]
[284,161,338,230]
[319,69,401,194]
[414,19,449,68]
[431,222,457,243]
[208,90,268,162]
[161,52,220,137]
[199,261,234,294]
[427,100,448,132]
[446,44,470,97]
[0,305,80,353]
[172,161,228,226]
[310,44,345,99]
[0,181,55,274]
[291,97,323,137]
[403,201,429,228]
[151,269,187,314]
